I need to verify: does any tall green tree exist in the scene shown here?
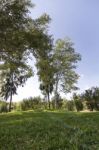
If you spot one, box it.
[37,56,54,109]
[73,93,83,112]
[0,0,53,108]
[53,38,81,102]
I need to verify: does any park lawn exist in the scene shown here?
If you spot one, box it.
[0,111,99,150]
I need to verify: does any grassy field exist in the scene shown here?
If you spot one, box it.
[0,111,99,150]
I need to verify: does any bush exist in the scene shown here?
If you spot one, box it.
[20,96,43,111]
[51,94,63,109]
[0,101,8,113]
[66,100,75,111]
[86,101,94,111]
[13,102,21,111]
[74,99,83,112]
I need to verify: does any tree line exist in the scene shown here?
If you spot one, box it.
[0,86,99,112]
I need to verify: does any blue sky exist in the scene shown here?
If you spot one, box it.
[14,0,99,101]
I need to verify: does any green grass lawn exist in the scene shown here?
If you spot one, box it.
[0,111,99,150]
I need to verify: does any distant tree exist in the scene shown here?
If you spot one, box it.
[82,87,99,111]
[82,89,94,111]
[52,93,63,109]
[0,101,8,113]
[20,96,42,111]
[92,87,99,111]
[66,100,75,111]
[73,93,83,112]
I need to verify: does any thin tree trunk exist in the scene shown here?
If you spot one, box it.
[55,74,59,109]
[9,91,12,112]
[9,73,13,112]
[48,92,50,109]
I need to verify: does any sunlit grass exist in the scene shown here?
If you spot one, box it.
[0,111,99,150]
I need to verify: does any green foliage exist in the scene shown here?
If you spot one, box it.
[0,0,52,61]
[62,99,68,110]
[13,102,21,111]
[83,89,94,111]
[20,96,43,111]
[82,87,99,111]
[0,101,8,113]
[0,1,82,114]
[37,37,81,110]
[73,93,83,112]
[53,38,81,95]
[0,0,53,112]
[66,100,75,111]
[51,93,63,109]
[74,99,83,112]
[0,63,33,111]
[0,111,99,149]
[0,0,32,60]
[37,54,54,109]
[92,87,99,111]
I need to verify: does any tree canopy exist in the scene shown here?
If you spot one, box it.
[53,38,81,94]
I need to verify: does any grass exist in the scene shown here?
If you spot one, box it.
[0,111,99,150]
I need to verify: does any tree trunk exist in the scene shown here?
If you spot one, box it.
[48,92,50,109]
[9,91,12,112]
[55,74,59,109]
[9,73,14,112]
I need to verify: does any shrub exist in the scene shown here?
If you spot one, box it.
[86,101,94,111]
[13,102,21,111]
[0,101,8,113]
[20,96,43,111]
[74,99,83,112]
[66,100,75,111]
[51,94,63,109]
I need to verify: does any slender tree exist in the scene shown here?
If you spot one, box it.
[73,93,83,112]
[53,38,81,107]
[0,58,33,112]
[37,56,55,109]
